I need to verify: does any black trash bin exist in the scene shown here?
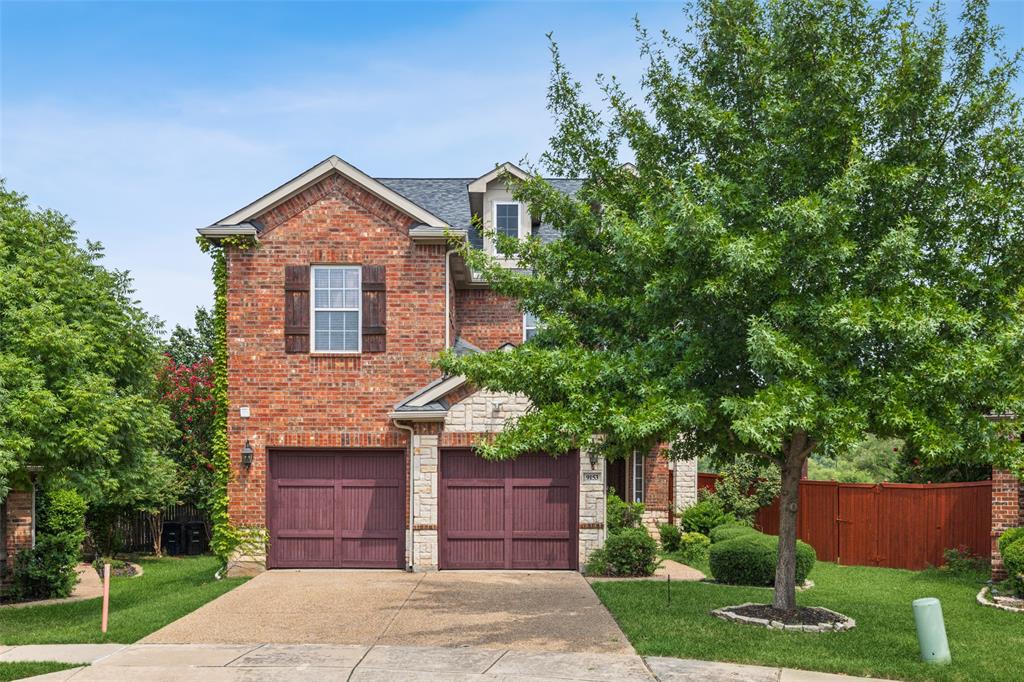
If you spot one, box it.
[161,521,183,556]
[185,522,208,555]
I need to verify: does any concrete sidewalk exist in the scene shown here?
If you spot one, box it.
[4,643,887,681]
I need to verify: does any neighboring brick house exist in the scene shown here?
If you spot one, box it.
[992,468,1023,578]
[198,156,697,575]
[1,486,36,593]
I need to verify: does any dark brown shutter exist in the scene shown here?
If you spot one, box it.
[284,265,310,353]
[362,265,386,353]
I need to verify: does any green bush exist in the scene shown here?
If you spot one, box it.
[709,533,816,587]
[710,524,758,544]
[13,488,87,600]
[942,545,987,574]
[681,497,738,536]
[659,523,682,553]
[677,532,711,564]
[1002,538,1024,596]
[607,491,644,534]
[587,528,659,577]
[998,527,1024,557]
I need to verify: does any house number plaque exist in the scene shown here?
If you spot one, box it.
[582,471,603,483]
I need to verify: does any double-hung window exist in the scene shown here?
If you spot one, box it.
[523,312,539,342]
[632,451,645,503]
[312,265,361,353]
[493,202,521,257]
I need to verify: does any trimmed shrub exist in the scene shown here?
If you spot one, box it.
[709,524,758,544]
[998,527,1024,557]
[13,488,87,600]
[1003,538,1024,596]
[709,533,816,587]
[681,497,738,536]
[659,524,682,553]
[587,527,659,577]
[607,491,644,535]
[678,532,711,565]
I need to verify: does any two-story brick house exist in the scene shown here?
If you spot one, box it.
[198,156,697,576]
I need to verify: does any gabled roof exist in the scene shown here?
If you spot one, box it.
[199,156,455,239]
[389,341,516,421]
[467,161,530,193]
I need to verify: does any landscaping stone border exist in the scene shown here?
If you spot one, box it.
[711,602,855,633]
[701,578,814,591]
[976,585,1024,613]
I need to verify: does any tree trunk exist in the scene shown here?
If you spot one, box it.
[149,512,163,558]
[773,431,812,612]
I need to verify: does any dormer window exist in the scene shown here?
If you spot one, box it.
[493,202,523,257]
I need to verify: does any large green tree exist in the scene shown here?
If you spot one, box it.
[439,0,1024,611]
[0,182,176,502]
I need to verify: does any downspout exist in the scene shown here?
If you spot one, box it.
[445,248,457,348]
[394,420,416,572]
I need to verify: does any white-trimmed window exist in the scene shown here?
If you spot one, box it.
[492,202,523,257]
[523,311,539,342]
[632,451,645,503]
[312,265,361,353]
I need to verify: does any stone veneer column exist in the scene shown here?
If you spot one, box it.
[673,457,699,513]
[412,434,439,571]
[579,449,607,570]
[992,468,1022,579]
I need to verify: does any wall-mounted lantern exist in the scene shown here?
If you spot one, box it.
[241,440,254,468]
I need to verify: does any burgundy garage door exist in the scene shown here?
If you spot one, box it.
[267,450,405,569]
[439,449,578,570]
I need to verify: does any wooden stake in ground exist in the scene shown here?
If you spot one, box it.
[101,563,110,634]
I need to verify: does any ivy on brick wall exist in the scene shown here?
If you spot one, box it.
[197,235,260,565]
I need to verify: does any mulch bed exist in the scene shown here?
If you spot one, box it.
[727,604,846,626]
[94,562,138,579]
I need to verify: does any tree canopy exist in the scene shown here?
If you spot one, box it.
[0,182,175,501]
[439,0,1024,610]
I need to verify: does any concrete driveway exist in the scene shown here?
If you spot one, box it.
[143,570,632,654]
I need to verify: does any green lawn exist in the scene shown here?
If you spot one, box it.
[0,661,80,681]
[592,561,1020,682]
[0,556,246,644]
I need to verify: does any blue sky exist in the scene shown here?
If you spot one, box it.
[2,1,1023,331]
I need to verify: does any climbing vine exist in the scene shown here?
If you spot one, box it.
[197,235,260,565]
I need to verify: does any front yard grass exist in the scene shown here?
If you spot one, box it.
[592,561,1019,681]
[0,555,246,644]
[0,662,80,681]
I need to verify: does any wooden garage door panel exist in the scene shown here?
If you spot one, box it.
[440,449,577,570]
[268,450,404,569]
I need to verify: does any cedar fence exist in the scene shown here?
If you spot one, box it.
[697,474,992,570]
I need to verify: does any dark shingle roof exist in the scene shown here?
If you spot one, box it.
[376,178,474,232]
[376,176,583,250]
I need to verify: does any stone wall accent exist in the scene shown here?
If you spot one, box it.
[673,456,699,512]
[444,389,530,433]
[992,468,1023,579]
[579,449,606,568]
[412,434,439,571]
[1,489,34,590]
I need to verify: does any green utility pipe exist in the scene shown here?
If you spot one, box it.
[912,597,951,664]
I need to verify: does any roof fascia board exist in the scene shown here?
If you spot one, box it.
[195,224,259,239]
[405,374,468,408]
[388,410,448,422]
[215,156,450,229]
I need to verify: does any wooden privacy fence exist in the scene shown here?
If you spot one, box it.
[697,474,992,570]
[105,503,208,554]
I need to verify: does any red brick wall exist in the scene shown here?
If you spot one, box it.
[992,468,1022,578]
[2,489,34,587]
[225,174,449,527]
[644,445,672,513]
[454,289,522,350]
